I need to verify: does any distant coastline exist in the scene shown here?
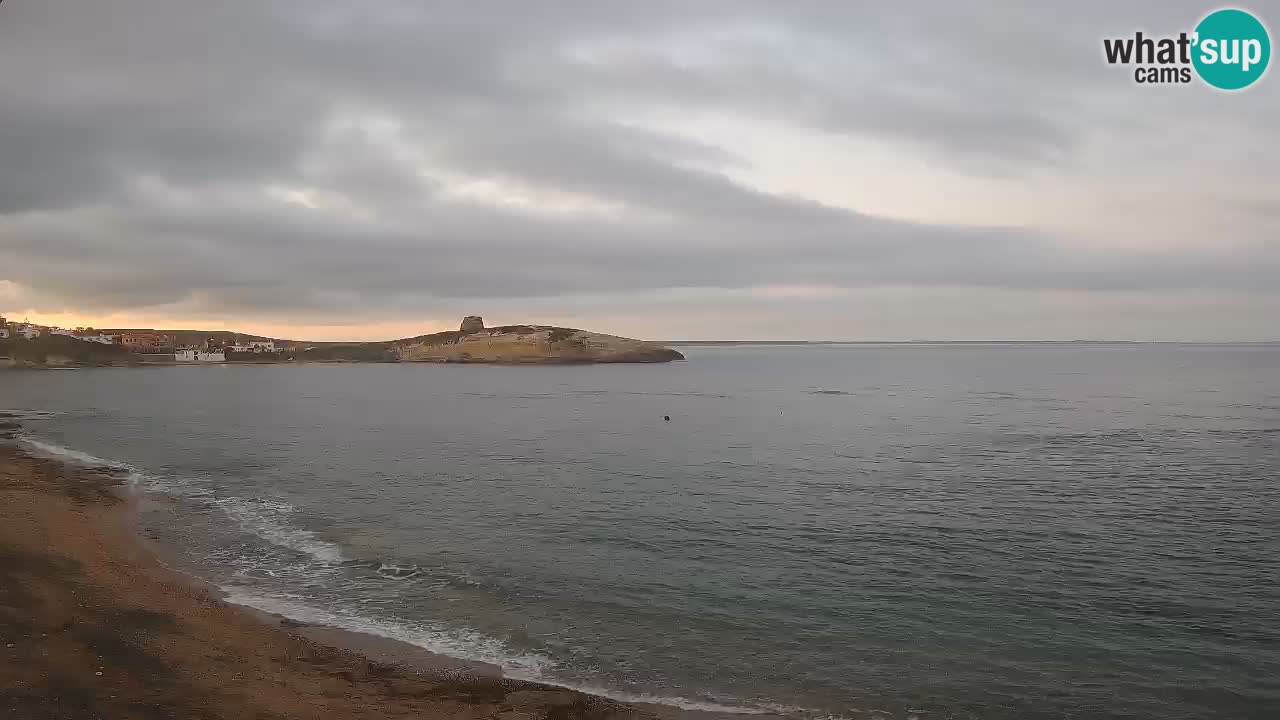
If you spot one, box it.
[5,313,1274,370]
[666,339,1280,346]
[0,315,684,368]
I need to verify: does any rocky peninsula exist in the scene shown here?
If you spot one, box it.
[392,317,684,364]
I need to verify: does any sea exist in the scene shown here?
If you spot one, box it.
[3,343,1278,719]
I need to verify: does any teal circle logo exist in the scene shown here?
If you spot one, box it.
[1192,8,1270,90]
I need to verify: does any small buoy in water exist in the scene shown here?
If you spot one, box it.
[663,415,670,421]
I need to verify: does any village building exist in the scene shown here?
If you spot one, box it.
[121,332,175,353]
[68,328,116,345]
[175,348,226,363]
[225,338,278,353]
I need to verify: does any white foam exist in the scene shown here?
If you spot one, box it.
[21,436,167,490]
[376,563,424,580]
[219,587,550,677]
[212,496,346,564]
[219,586,771,715]
[22,436,130,470]
[542,683,774,714]
[22,435,343,564]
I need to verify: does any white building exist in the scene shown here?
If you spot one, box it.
[50,327,76,336]
[175,348,226,363]
[228,340,277,353]
[16,324,40,340]
[0,327,8,339]
[78,334,116,345]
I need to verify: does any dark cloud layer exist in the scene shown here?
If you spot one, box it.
[0,0,1276,333]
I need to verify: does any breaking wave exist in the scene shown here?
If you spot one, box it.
[218,587,768,715]
[218,587,551,677]
[18,433,344,565]
[212,496,346,564]
[20,436,149,488]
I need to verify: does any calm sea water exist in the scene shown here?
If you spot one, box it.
[3,345,1279,719]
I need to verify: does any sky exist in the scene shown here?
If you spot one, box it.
[1,1,1277,341]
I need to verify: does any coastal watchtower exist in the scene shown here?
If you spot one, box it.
[460,315,484,334]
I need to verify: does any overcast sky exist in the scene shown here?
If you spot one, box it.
[1,1,1277,340]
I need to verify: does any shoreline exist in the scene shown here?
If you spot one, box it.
[0,432,715,720]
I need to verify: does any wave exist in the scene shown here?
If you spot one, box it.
[22,436,131,470]
[375,563,424,580]
[10,432,795,718]
[544,684,776,714]
[219,587,550,677]
[340,559,484,589]
[20,436,150,488]
[212,496,346,565]
[218,587,769,715]
[19,433,344,565]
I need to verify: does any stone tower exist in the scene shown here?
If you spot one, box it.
[460,315,484,334]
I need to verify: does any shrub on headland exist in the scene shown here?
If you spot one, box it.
[546,327,578,343]
[299,344,398,362]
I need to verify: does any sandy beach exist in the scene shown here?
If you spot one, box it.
[0,437,659,720]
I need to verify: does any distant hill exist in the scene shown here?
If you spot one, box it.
[97,329,294,348]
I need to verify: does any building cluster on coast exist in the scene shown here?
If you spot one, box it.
[0,315,277,363]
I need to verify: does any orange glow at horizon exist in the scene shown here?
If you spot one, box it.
[8,310,454,343]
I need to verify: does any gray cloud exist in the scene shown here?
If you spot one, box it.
[0,0,1276,337]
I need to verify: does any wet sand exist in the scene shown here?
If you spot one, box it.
[0,439,663,720]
